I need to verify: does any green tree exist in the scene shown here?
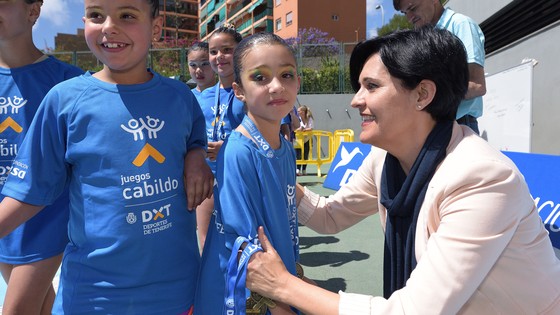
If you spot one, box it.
[285,27,340,58]
[149,38,193,81]
[377,14,413,36]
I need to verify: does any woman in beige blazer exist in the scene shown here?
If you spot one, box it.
[245,27,560,314]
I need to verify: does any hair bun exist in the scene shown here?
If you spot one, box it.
[222,22,237,31]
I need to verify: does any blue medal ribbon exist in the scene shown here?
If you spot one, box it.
[212,83,236,141]
[241,116,275,159]
[224,236,263,315]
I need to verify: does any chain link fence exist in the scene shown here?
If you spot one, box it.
[50,42,358,94]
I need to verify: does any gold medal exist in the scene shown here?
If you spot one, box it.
[247,291,276,314]
[295,262,304,279]
[246,262,303,314]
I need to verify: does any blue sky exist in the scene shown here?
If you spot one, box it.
[32,0,397,51]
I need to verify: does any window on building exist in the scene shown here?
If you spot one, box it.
[275,0,281,6]
[332,14,339,21]
[276,18,282,31]
[286,11,293,26]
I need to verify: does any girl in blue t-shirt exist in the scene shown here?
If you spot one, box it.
[196,23,245,251]
[0,0,211,314]
[187,41,216,99]
[0,0,83,314]
[195,33,303,315]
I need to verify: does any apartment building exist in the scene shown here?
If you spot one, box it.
[159,0,200,42]
[199,0,366,43]
[273,0,366,43]
[199,0,274,40]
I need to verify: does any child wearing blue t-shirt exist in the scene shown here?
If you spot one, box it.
[187,41,216,99]
[0,0,83,314]
[195,33,302,315]
[196,24,245,251]
[0,0,211,314]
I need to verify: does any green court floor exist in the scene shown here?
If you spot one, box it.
[297,164,384,298]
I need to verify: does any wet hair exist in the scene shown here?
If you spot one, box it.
[210,22,243,44]
[349,26,469,122]
[188,41,209,55]
[233,32,296,86]
[147,0,160,18]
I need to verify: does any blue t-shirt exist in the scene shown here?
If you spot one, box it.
[2,71,206,314]
[195,130,299,314]
[190,87,202,99]
[0,56,83,263]
[197,82,245,174]
[437,8,485,119]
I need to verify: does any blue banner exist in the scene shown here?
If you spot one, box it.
[323,142,372,190]
[503,151,560,249]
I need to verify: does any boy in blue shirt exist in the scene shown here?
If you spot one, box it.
[0,0,211,313]
[0,1,83,313]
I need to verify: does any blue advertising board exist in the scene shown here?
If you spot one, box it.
[323,142,372,190]
[503,151,560,249]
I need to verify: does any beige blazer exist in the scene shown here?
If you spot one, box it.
[299,123,560,314]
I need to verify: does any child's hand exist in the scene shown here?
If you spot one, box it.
[207,140,224,161]
[184,148,213,210]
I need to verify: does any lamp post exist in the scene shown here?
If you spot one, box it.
[375,4,385,27]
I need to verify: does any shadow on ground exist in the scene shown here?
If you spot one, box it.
[299,235,340,249]
[300,250,370,268]
[311,278,347,293]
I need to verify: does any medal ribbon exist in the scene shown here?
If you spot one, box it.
[224,236,263,315]
[212,83,236,141]
[241,115,275,159]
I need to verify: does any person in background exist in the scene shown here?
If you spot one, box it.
[281,105,301,143]
[295,105,314,176]
[187,41,216,98]
[187,40,217,251]
[0,0,212,313]
[394,0,486,134]
[245,27,560,315]
[195,23,246,252]
[0,0,83,314]
[195,32,303,315]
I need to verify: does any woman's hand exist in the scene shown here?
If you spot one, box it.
[270,302,297,315]
[247,227,340,315]
[247,227,291,299]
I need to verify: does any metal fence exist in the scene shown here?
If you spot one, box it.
[49,42,358,94]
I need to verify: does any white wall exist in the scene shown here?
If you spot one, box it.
[445,0,513,23]
[447,0,560,154]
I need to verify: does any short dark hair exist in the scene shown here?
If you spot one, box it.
[349,26,469,122]
[188,41,209,55]
[147,0,160,18]
[393,0,401,10]
[25,0,43,4]
[233,32,296,86]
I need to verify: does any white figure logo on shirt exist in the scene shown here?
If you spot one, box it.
[0,96,27,114]
[120,116,165,141]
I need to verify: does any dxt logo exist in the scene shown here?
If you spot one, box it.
[142,204,171,222]
[0,166,25,179]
